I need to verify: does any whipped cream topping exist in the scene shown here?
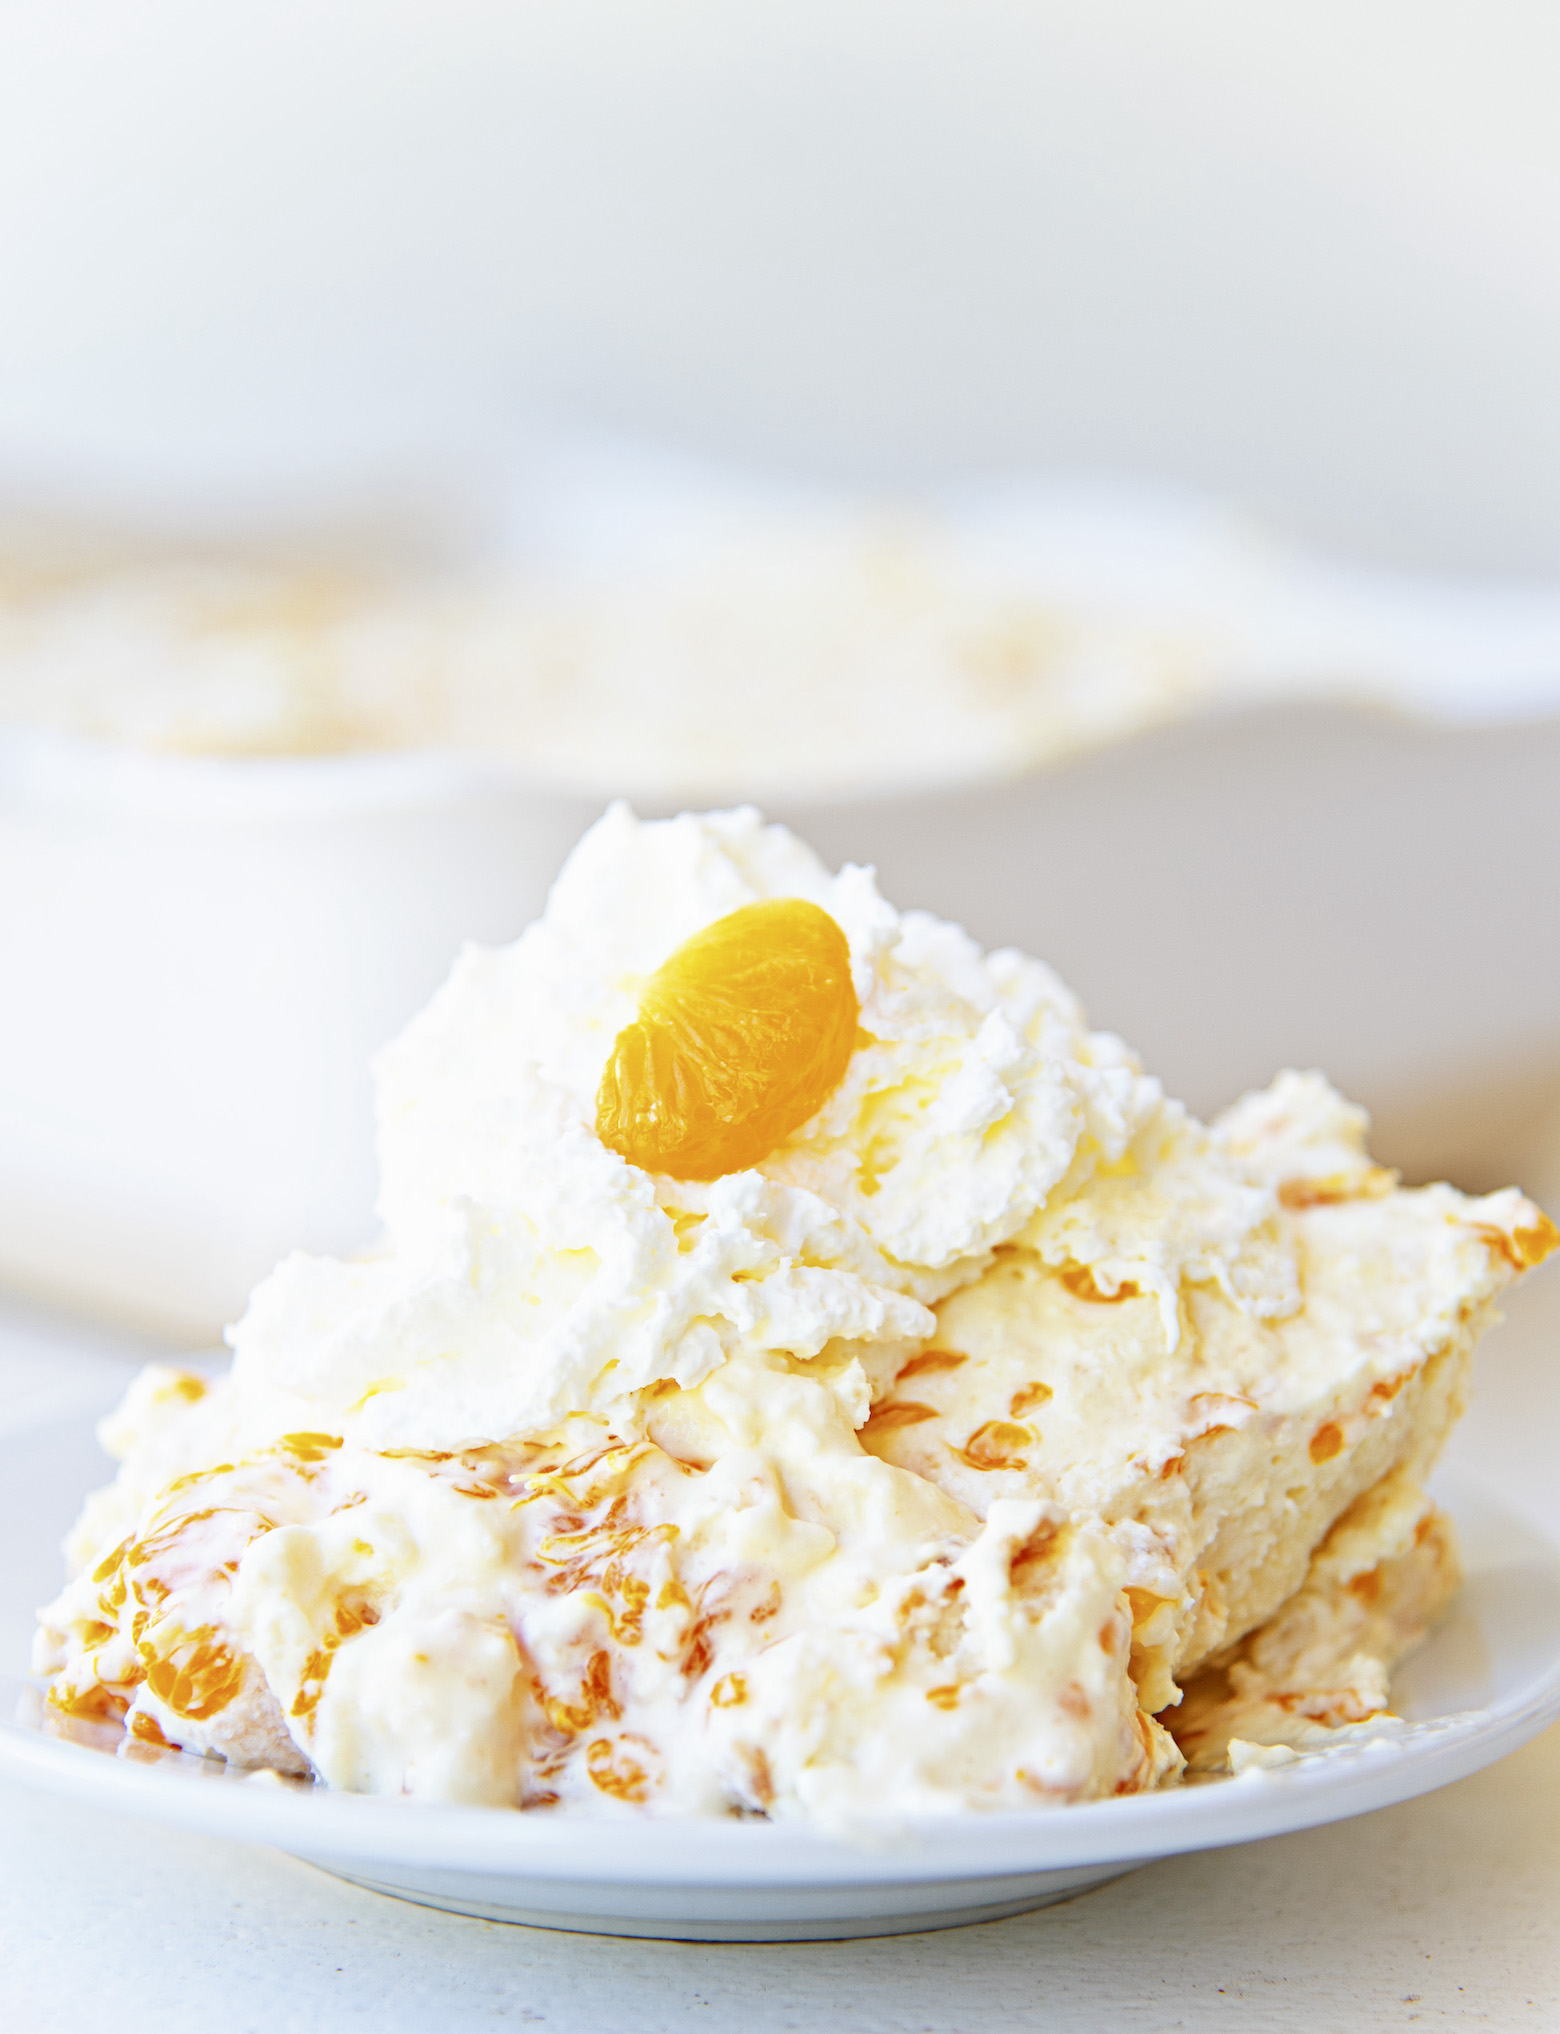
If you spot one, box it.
[225,803,1161,1454]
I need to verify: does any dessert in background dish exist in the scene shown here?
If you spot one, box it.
[34,808,1555,1821]
[9,454,1560,806]
[0,518,1192,803]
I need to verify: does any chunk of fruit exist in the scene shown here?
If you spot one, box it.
[596,898,859,1180]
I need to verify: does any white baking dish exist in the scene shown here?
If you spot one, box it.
[0,733,597,1340]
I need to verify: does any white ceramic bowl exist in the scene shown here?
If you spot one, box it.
[0,730,597,1339]
[3,1393,1558,1940]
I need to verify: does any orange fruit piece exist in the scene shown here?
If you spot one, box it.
[596,898,859,1181]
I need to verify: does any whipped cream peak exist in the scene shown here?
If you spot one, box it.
[224,802,1164,1456]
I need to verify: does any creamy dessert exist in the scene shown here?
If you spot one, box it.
[35,806,1554,1820]
[0,520,1190,801]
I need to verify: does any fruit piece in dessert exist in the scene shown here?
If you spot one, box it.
[597,896,859,1180]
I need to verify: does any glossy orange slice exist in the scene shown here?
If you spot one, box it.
[596,898,859,1180]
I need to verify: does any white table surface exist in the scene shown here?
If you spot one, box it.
[4,1274,1559,2034]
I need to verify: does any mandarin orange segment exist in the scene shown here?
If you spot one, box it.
[596,897,859,1181]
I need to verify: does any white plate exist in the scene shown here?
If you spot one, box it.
[4,1400,1560,1942]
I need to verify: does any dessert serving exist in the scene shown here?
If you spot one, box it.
[34,805,1556,1822]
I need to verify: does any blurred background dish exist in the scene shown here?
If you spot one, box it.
[10,443,1560,795]
[1,3,1559,1341]
[0,735,596,1338]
